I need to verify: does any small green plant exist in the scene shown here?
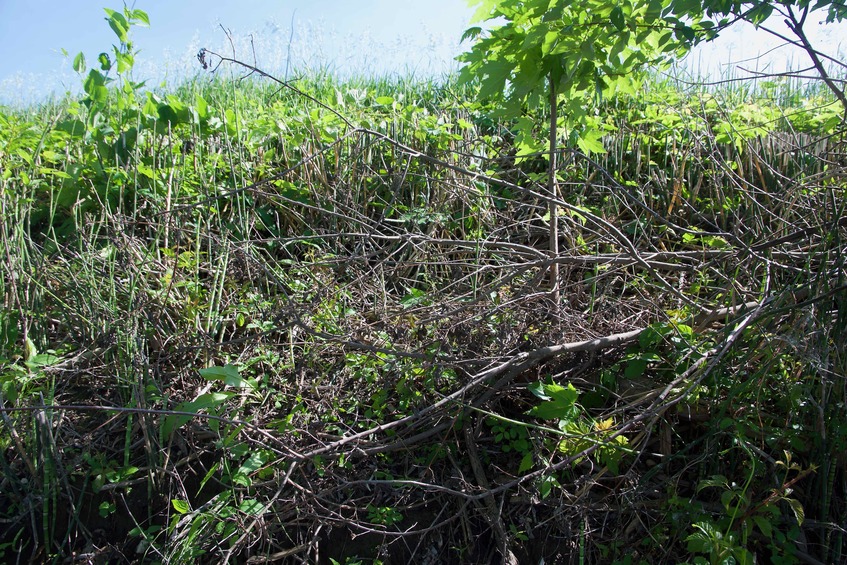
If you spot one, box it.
[366,504,403,526]
[527,381,632,474]
[98,501,117,518]
[161,363,257,439]
[686,520,754,565]
[84,453,140,492]
[509,522,529,542]
[487,417,531,454]
[686,449,811,565]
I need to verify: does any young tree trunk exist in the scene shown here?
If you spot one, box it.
[548,75,560,304]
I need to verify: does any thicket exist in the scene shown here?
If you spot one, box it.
[0,5,845,564]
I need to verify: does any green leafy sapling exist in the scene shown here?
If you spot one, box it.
[458,0,847,295]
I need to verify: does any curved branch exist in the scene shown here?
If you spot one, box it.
[784,8,847,116]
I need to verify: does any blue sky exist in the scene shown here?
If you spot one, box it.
[0,0,475,104]
[0,1,845,106]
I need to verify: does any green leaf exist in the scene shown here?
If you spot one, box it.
[26,353,59,369]
[16,149,33,166]
[83,68,106,91]
[143,92,159,118]
[162,392,233,438]
[623,359,647,379]
[83,70,108,104]
[752,515,773,538]
[528,383,580,420]
[576,128,606,154]
[72,52,86,73]
[98,501,116,518]
[98,52,111,71]
[115,51,133,74]
[610,6,626,31]
[697,475,729,491]
[171,499,190,514]
[237,452,268,475]
[538,474,558,499]
[199,364,256,390]
[529,400,573,420]
[786,498,805,526]
[238,499,264,516]
[56,119,87,137]
[477,59,515,100]
[527,381,550,400]
[470,0,500,22]
[518,452,534,473]
[156,103,180,127]
[194,94,208,119]
[224,108,238,136]
[638,323,671,349]
[130,8,150,26]
[104,8,129,43]
[461,26,483,42]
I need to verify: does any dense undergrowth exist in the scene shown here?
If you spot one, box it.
[1,9,846,565]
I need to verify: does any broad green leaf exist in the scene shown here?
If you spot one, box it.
[104,8,129,43]
[199,364,257,390]
[162,392,233,438]
[171,499,190,514]
[529,400,577,420]
[38,168,71,179]
[697,475,729,491]
[528,382,580,420]
[567,204,593,225]
[194,94,208,118]
[231,472,252,487]
[477,59,515,100]
[624,359,647,379]
[72,52,86,73]
[142,93,159,118]
[137,164,155,179]
[470,0,501,22]
[83,70,109,104]
[83,69,106,91]
[752,515,773,538]
[224,108,238,136]
[26,353,59,369]
[610,6,626,31]
[56,118,86,137]
[237,452,268,475]
[518,452,534,473]
[639,323,672,349]
[115,51,133,74]
[98,52,111,71]
[538,474,559,499]
[461,26,483,42]
[15,148,33,165]
[239,499,264,515]
[527,381,550,400]
[156,103,178,127]
[576,128,606,154]
[787,498,805,525]
[131,8,150,26]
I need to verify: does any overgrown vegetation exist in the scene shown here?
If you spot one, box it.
[0,4,845,564]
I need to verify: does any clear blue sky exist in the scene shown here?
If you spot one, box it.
[0,1,845,106]
[0,0,475,105]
